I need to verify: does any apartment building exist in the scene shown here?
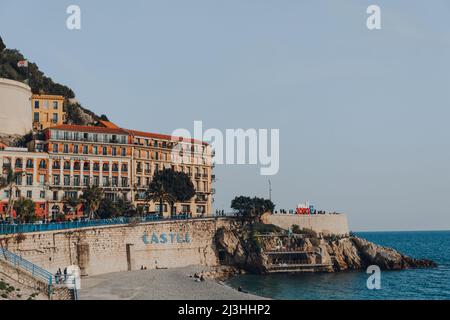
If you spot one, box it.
[32,94,66,130]
[0,124,214,220]
[129,130,214,216]
[42,124,133,218]
[0,148,50,218]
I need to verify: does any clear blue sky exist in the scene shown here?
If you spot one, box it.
[1,0,449,231]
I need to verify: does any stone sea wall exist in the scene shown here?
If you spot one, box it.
[265,214,350,235]
[0,218,232,276]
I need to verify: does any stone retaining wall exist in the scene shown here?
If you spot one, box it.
[0,218,232,277]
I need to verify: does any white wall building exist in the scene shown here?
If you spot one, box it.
[0,78,32,135]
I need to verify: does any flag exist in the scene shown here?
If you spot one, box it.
[17,60,28,68]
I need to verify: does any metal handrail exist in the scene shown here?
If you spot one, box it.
[0,247,53,296]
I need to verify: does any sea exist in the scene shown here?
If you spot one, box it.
[225,231,450,300]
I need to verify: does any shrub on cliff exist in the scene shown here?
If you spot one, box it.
[252,222,283,234]
[231,196,275,224]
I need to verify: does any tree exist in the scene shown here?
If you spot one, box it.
[63,195,82,216]
[0,166,24,221]
[0,36,5,52]
[231,196,275,224]
[97,198,118,219]
[80,185,103,219]
[146,181,176,217]
[146,169,195,216]
[13,198,36,223]
[97,197,134,219]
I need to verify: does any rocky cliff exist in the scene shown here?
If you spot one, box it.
[215,223,436,274]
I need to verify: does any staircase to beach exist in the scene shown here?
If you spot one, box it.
[0,247,76,300]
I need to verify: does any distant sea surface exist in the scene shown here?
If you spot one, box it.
[225,231,450,300]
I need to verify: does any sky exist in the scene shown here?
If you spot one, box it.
[1,0,449,231]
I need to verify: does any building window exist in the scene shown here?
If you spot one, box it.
[112,147,117,156]
[196,206,205,214]
[53,113,58,123]
[73,145,79,154]
[181,205,190,213]
[26,159,33,168]
[34,100,40,109]
[64,161,70,170]
[74,175,80,186]
[121,177,128,187]
[15,158,23,168]
[39,160,46,169]
[26,191,32,198]
[121,163,128,172]
[156,204,168,213]
[83,162,90,171]
[39,175,45,186]
[112,177,118,187]
[93,146,98,155]
[102,147,107,155]
[53,175,60,186]
[53,101,58,109]
[64,175,70,186]
[83,145,88,154]
[63,144,69,153]
[40,191,45,199]
[121,148,126,156]
[83,176,89,186]
[53,144,59,153]
[26,174,33,186]
[34,112,40,122]
[92,176,99,186]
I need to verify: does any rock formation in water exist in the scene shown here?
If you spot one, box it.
[215,223,436,274]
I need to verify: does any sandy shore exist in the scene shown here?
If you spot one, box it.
[79,265,266,300]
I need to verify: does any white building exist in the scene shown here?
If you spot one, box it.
[0,78,32,135]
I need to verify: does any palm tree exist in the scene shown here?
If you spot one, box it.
[80,185,103,219]
[145,181,176,217]
[13,197,36,223]
[63,195,82,217]
[0,166,24,222]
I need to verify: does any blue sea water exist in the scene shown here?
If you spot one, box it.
[225,231,450,300]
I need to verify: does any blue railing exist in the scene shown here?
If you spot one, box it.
[0,214,214,235]
[0,247,53,296]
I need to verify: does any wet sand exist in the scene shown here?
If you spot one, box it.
[79,265,266,300]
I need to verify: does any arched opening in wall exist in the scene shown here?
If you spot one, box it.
[51,205,60,220]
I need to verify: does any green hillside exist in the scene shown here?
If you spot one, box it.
[0,36,106,125]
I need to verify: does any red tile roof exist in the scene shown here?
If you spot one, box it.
[49,124,129,135]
